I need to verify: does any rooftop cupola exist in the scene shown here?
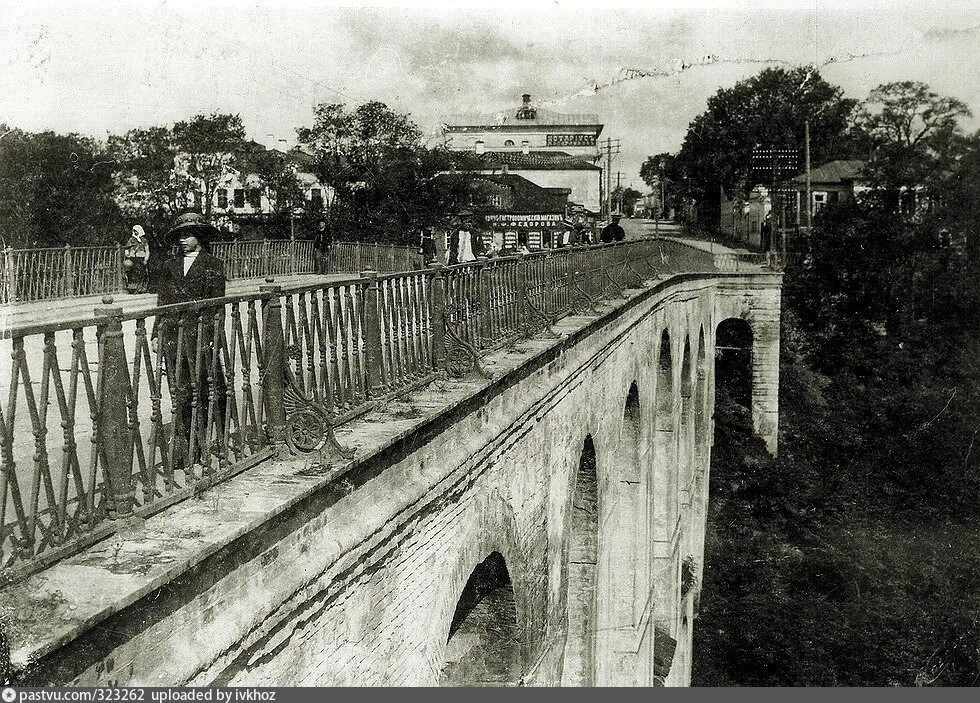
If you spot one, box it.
[516,93,537,120]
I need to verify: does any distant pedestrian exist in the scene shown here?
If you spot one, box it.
[124,224,150,294]
[600,213,626,243]
[456,211,476,263]
[420,228,437,265]
[313,220,333,274]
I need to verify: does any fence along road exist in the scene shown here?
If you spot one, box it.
[0,238,745,586]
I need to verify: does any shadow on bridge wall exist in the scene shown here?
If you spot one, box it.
[10,272,781,687]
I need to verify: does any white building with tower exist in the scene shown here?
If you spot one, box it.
[441,94,605,215]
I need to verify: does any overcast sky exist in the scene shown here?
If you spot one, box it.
[2,0,978,187]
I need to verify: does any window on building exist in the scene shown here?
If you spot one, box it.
[489,194,503,207]
[247,188,262,209]
[217,188,228,210]
[234,189,245,209]
[813,192,827,212]
[504,140,515,147]
[311,188,323,209]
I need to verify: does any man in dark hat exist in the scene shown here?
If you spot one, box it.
[600,213,626,243]
[151,212,227,468]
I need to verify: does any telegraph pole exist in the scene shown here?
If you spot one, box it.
[805,119,812,231]
[603,137,621,219]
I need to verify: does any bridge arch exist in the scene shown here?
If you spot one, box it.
[430,490,532,686]
[440,551,522,686]
[715,317,754,416]
[652,329,677,542]
[713,291,781,454]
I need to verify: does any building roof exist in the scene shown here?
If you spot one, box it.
[790,160,866,184]
[436,172,571,215]
[476,150,602,171]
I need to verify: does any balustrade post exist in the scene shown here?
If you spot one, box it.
[477,256,491,348]
[361,269,385,397]
[260,283,289,460]
[566,248,578,313]
[516,251,529,337]
[64,244,76,298]
[429,262,447,372]
[115,243,125,294]
[95,302,134,517]
[0,247,8,304]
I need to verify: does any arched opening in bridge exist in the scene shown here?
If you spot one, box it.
[653,330,677,539]
[440,551,521,686]
[679,337,694,498]
[694,327,709,472]
[714,318,753,413]
[563,434,598,686]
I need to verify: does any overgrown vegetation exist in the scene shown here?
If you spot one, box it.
[691,73,980,687]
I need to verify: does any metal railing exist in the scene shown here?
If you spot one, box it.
[0,240,425,304]
[1,245,124,304]
[325,241,422,275]
[211,239,316,281]
[0,238,727,583]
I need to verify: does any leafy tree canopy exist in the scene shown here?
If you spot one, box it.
[0,125,124,248]
[856,81,973,201]
[297,101,476,243]
[172,113,250,220]
[674,67,858,220]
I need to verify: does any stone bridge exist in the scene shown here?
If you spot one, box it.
[0,242,780,686]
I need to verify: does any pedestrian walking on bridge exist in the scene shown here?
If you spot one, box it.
[600,213,626,243]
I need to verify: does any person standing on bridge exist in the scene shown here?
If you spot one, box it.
[313,219,333,274]
[600,213,626,243]
[151,212,228,469]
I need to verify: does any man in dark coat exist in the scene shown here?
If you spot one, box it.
[312,220,333,273]
[600,213,626,243]
[420,227,437,265]
[151,212,227,468]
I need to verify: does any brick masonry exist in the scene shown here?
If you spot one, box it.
[6,273,782,687]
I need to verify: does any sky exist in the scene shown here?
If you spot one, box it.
[1,0,978,189]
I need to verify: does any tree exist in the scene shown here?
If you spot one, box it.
[640,153,683,218]
[107,125,186,242]
[296,102,475,243]
[855,82,972,208]
[696,102,980,686]
[857,81,970,150]
[0,125,125,248]
[249,148,305,218]
[610,185,642,215]
[674,67,858,227]
[172,113,249,220]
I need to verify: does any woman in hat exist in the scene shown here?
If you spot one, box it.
[151,212,227,469]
